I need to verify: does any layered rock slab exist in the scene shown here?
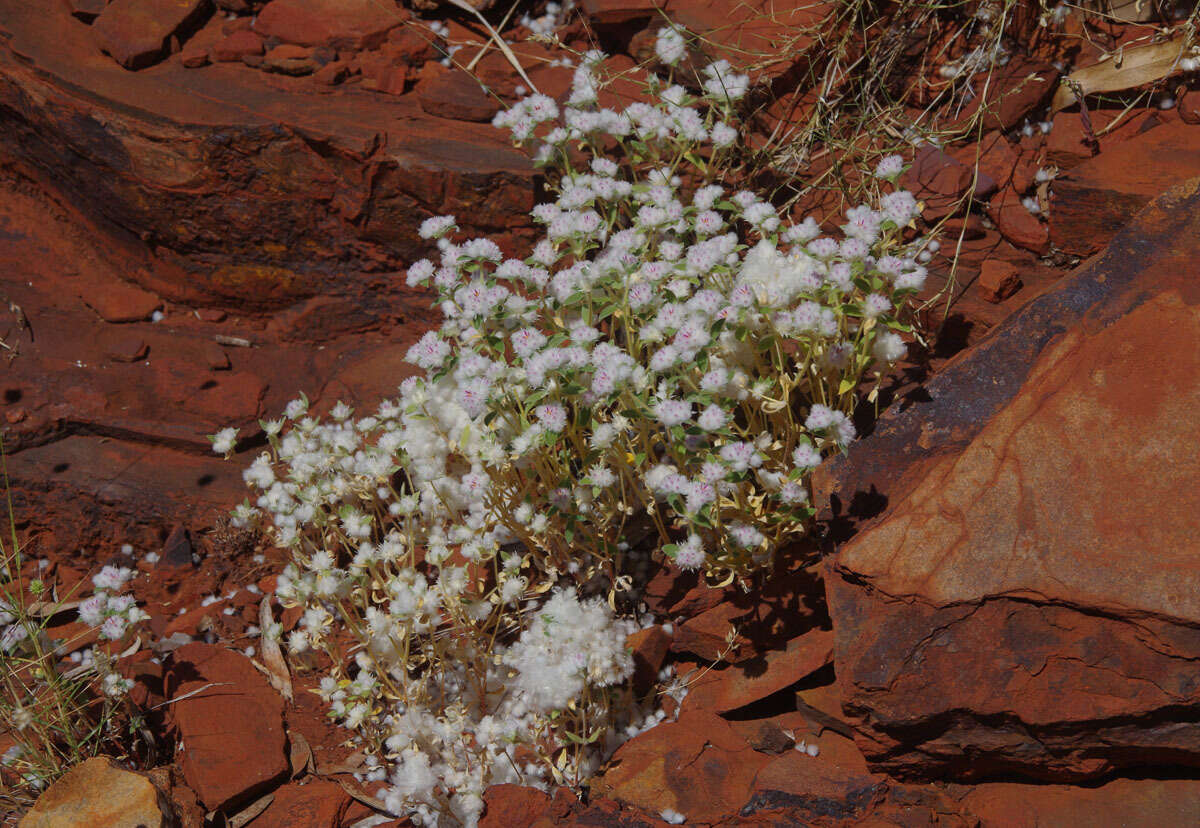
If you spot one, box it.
[1049,121,1200,257]
[0,0,534,302]
[818,178,1200,781]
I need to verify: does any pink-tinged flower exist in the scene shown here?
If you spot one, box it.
[874,154,904,179]
[536,403,568,432]
[675,535,706,570]
[654,399,692,427]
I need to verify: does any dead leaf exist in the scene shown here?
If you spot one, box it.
[334,778,400,820]
[256,596,293,703]
[150,682,233,711]
[1051,35,1192,112]
[24,599,81,617]
[226,792,274,828]
[288,730,314,779]
[215,334,253,348]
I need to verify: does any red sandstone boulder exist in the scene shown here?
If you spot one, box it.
[987,186,1048,254]
[682,628,835,714]
[211,29,263,62]
[902,145,992,219]
[626,625,672,696]
[977,258,1021,303]
[959,777,1200,826]
[254,0,407,50]
[1050,121,1200,257]
[261,43,320,75]
[21,757,171,826]
[252,779,351,828]
[594,710,770,824]
[79,279,162,322]
[416,68,502,123]
[958,56,1058,131]
[166,643,290,812]
[383,25,442,66]
[68,0,108,23]
[93,0,212,70]
[480,785,565,827]
[818,179,1200,782]
[742,750,883,823]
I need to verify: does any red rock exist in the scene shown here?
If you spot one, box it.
[416,68,502,123]
[1045,111,1104,169]
[626,625,671,695]
[21,757,170,827]
[194,308,226,322]
[950,130,1035,195]
[163,600,227,636]
[649,0,827,81]
[158,525,195,569]
[642,565,726,618]
[1050,121,1200,257]
[221,16,254,34]
[820,180,1200,782]
[0,0,536,287]
[202,342,230,370]
[579,0,663,25]
[211,29,263,62]
[480,785,562,827]
[262,43,318,75]
[742,750,883,823]
[987,187,1048,254]
[69,0,109,23]
[362,60,408,96]
[939,214,987,241]
[384,25,441,66]
[269,295,373,341]
[93,0,213,70]
[253,779,350,828]
[903,145,982,219]
[959,56,1059,132]
[977,259,1021,303]
[254,0,407,50]
[179,38,210,68]
[960,777,1200,826]
[80,279,162,322]
[311,59,349,86]
[594,710,770,824]
[167,643,289,812]
[103,333,150,362]
[670,599,746,661]
[682,629,835,714]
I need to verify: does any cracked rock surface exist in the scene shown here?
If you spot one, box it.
[819,177,1200,782]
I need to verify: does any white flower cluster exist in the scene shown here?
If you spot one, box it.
[503,588,635,714]
[77,565,148,645]
[0,598,27,653]
[222,26,924,827]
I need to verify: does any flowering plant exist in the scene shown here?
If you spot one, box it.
[2,546,148,801]
[219,27,926,827]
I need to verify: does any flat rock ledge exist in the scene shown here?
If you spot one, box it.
[818,177,1200,782]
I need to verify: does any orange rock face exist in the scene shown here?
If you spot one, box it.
[253,0,407,51]
[1050,122,1200,257]
[166,643,290,812]
[821,179,1200,781]
[594,710,771,824]
[93,0,212,70]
